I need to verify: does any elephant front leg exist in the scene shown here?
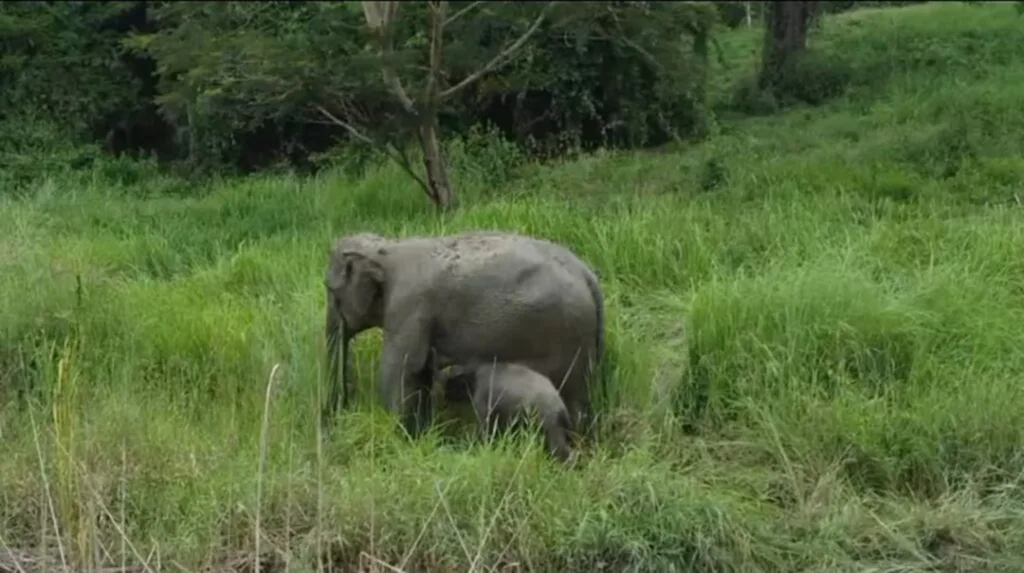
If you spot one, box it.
[379,323,434,438]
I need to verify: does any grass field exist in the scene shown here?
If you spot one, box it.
[3,3,1024,571]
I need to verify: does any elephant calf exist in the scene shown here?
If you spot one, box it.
[440,361,574,464]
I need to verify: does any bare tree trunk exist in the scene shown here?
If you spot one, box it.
[745,2,752,28]
[186,106,198,165]
[359,0,551,212]
[418,0,455,211]
[417,118,456,211]
[759,1,817,91]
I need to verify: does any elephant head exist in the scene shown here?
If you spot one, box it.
[438,364,475,404]
[322,233,389,422]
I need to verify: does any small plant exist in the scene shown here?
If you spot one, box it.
[699,156,728,192]
[445,123,527,196]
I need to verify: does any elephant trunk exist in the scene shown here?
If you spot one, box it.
[324,296,352,421]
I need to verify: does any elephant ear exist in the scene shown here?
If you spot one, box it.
[324,259,343,292]
[325,250,384,292]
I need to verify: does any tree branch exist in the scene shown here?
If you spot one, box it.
[385,141,430,197]
[438,2,555,101]
[443,0,483,27]
[361,1,399,31]
[423,1,445,108]
[314,103,431,194]
[314,103,374,147]
[381,63,417,115]
[362,1,418,115]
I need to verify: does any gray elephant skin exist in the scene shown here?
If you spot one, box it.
[441,361,574,463]
[322,231,605,439]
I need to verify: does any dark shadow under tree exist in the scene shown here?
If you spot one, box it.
[758,1,820,94]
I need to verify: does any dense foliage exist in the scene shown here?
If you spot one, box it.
[0,1,718,176]
[0,0,926,184]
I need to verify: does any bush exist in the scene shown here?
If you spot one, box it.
[445,123,528,197]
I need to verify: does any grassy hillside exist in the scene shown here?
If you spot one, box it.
[3,3,1024,571]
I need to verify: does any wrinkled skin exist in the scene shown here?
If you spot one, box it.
[322,231,605,439]
[441,361,574,463]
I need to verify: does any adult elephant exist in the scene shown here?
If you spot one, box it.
[322,231,605,439]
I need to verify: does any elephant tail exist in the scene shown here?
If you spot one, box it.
[581,266,607,408]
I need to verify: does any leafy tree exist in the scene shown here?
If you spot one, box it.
[131,1,554,210]
[489,1,719,155]
[126,2,358,169]
[128,1,718,208]
[347,1,553,210]
[0,2,147,143]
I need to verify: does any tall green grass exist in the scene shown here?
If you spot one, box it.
[3,3,1024,571]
